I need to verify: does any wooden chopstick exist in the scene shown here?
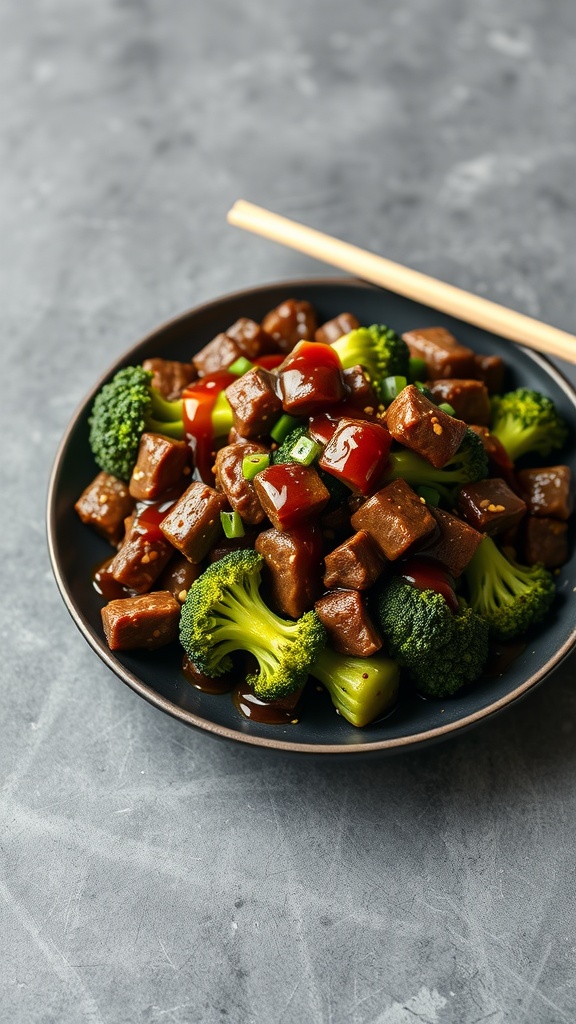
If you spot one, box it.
[227,199,576,365]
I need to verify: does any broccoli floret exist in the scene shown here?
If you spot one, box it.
[89,366,185,481]
[376,575,489,698]
[331,324,410,400]
[179,549,327,701]
[272,425,350,508]
[310,648,400,727]
[385,426,489,498]
[490,387,568,462]
[464,534,556,639]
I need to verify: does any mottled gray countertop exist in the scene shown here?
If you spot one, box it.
[2,1,576,1022]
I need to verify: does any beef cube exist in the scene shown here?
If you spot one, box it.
[473,354,505,394]
[214,441,268,524]
[101,591,181,650]
[315,312,360,345]
[106,516,174,593]
[318,418,392,494]
[160,481,228,562]
[522,516,569,568]
[517,466,573,521]
[253,463,330,531]
[323,530,385,590]
[261,298,317,353]
[386,384,467,468]
[225,317,275,359]
[225,367,282,438]
[420,507,483,577]
[128,432,190,501]
[75,471,135,545]
[402,326,476,378]
[342,365,379,412]
[142,358,197,400]
[277,343,345,416]
[193,333,244,377]
[315,590,382,657]
[156,554,203,604]
[458,478,527,535]
[350,479,437,560]
[255,525,324,618]
[425,378,491,425]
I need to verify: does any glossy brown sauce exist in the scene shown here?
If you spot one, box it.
[182,655,235,695]
[232,681,302,724]
[484,638,527,678]
[92,558,132,601]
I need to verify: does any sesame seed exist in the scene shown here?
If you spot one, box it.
[98,493,108,504]
[433,423,443,435]
[141,554,150,564]
[479,499,490,508]
[152,629,161,638]
[178,589,188,602]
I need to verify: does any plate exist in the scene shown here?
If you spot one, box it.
[47,279,576,755]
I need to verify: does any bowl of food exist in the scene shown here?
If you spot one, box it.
[47,278,576,755]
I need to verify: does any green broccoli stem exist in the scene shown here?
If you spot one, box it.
[311,648,400,728]
[207,576,304,669]
[490,422,540,462]
[146,389,185,439]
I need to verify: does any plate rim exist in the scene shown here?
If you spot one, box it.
[46,276,576,755]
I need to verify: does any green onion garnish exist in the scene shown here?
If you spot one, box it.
[381,375,408,404]
[289,435,322,466]
[417,486,441,507]
[437,402,456,416]
[242,452,270,480]
[408,356,427,382]
[228,356,254,377]
[270,413,303,444]
[220,510,245,539]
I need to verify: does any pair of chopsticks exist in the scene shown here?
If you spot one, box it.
[227,199,576,366]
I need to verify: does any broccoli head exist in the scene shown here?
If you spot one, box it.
[310,647,400,727]
[376,575,489,698]
[490,387,568,462]
[89,366,185,481]
[464,534,556,639]
[179,549,327,701]
[385,426,489,498]
[331,324,410,400]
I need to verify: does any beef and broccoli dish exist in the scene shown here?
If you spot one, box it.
[75,298,574,728]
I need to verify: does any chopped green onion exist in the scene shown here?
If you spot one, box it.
[381,375,408,404]
[289,435,322,466]
[408,357,427,382]
[220,510,245,539]
[228,356,254,377]
[242,452,270,480]
[270,413,303,444]
[417,486,441,507]
[437,402,456,416]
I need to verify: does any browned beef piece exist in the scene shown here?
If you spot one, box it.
[160,481,228,562]
[342,365,379,412]
[420,507,483,577]
[385,384,468,468]
[517,465,573,521]
[225,317,275,358]
[522,516,568,568]
[315,312,360,345]
[323,530,385,590]
[156,554,203,604]
[315,590,382,657]
[214,441,267,524]
[402,326,476,379]
[75,471,135,545]
[425,379,491,425]
[255,525,324,618]
[142,358,197,400]
[128,432,190,501]
[350,479,437,560]
[106,517,174,593]
[473,354,505,394]
[192,333,244,377]
[458,478,527,535]
[101,591,181,650]
[261,299,317,353]
[253,464,330,531]
[225,367,282,438]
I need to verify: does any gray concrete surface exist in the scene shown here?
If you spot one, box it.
[2,1,576,1021]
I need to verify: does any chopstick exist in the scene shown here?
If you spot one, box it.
[227,199,576,365]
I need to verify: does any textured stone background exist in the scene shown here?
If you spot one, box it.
[2,1,576,1022]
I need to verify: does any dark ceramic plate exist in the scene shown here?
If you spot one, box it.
[47,279,576,755]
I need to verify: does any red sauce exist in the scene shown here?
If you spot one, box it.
[182,371,235,484]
